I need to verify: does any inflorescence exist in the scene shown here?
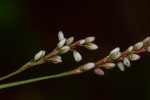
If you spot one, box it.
[0,31,149,89]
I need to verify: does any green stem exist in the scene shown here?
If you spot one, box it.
[0,70,76,89]
[0,70,20,81]
[0,62,31,81]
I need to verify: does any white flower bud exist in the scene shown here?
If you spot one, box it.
[94,68,104,75]
[128,46,133,53]
[50,55,62,64]
[123,57,130,67]
[110,51,121,60]
[73,50,82,62]
[82,62,95,70]
[57,38,67,49]
[66,37,74,45]
[117,62,125,71]
[133,42,143,50]
[142,36,150,44]
[79,39,86,45]
[34,50,45,61]
[110,47,120,54]
[128,54,140,61]
[85,36,95,43]
[85,43,98,50]
[59,46,70,54]
[103,63,116,69]
[148,46,150,52]
[58,31,64,41]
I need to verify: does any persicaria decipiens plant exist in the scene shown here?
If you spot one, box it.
[0,31,149,89]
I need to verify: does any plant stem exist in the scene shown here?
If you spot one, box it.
[0,62,31,81]
[0,70,76,89]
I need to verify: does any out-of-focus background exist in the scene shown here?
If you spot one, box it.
[0,0,150,100]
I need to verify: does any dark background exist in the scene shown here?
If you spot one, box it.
[0,0,150,100]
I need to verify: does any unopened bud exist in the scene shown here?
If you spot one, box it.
[85,43,98,50]
[79,39,86,45]
[85,36,95,43]
[142,36,150,44]
[110,51,121,60]
[123,57,130,67]
[128,46,133,53]
[34,50,45,61]
[50,55,62,64]
[133,42,143,50]
[128,54,140,61]
[57,38,66,49]
[110,47,120,54]
[66,37,74,45]
[117,62,125,71]
[103,63,116,69]
[73,50,82,62]
[58,31,64,41]
[59,46,70,54]
[94,68,104,75]
[82,62,95,70]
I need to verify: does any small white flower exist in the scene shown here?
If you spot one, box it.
[50,55,62,64]
[128,46,133,53]
[110,47,120,54]
[110,51,121,60]
[82,62,95,70]
[128,54,140,61]
[73,50,82,62]
[79,39,86,45]
[123,57,130,67]
[59,46,70,54]
[57,38,67,49]
[66,37,74,45]
[85,43,98,50]
[94,68,104,75]
[148,46,150,52]
[142,36,150,44]
[34,50,45,61]
[103,63,116,69]
[117,62,125,71]
[58,31,64,41]
[133,42,143,50]
[85,36,95,43]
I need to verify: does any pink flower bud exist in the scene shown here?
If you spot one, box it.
[94,68,104,75]
[103,63,116,69]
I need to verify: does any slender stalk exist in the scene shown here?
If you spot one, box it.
[0,40,81,81]
[0,62,31,81]
[0,70,77,89]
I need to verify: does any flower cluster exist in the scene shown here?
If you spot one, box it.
[33,31,98,64]
[93,36,150,75]
[32,33,149,76]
